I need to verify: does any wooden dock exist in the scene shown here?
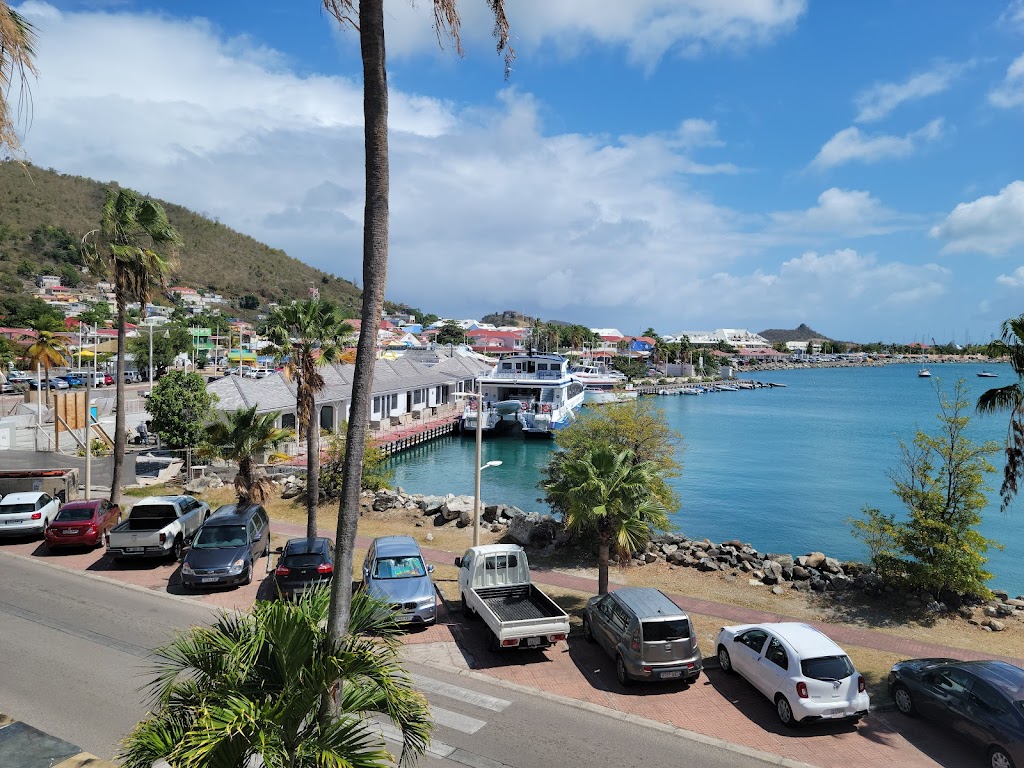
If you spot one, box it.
[375,416,461,458]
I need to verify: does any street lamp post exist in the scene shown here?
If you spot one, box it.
[148,322,154,386]
[459,387,503,546]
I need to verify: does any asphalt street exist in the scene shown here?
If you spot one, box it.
[0,552,780,768]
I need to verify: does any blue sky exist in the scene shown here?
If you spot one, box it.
[11,1,1024,342]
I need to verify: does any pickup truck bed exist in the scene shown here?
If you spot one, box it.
[476,584,564,623]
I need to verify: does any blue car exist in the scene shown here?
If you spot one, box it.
[58,374,84,387]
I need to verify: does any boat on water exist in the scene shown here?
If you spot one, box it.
[568,360,628,389]
[584,387,638,405]
[918,367,932,378]
[977,370,999,378]
[460,353,586,437]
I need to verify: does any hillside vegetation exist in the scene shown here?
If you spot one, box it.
[759,323,833,343]
[0,162,364,314]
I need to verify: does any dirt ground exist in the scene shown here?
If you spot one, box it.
[130,482,1024,699]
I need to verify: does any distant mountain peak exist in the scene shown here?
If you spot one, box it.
[759,323,833,343]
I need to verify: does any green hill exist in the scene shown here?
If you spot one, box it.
[0,161,364,315]
[758,323,833,343]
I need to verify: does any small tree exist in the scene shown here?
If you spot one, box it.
[320,428,393,497]
[145,371,215,450]
[205,405,293,505]
[544,398,682,513]
[851,380,1001,598]
[434,321,465,346]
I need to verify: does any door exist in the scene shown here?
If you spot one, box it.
[957,678,1015,749]
[918,667,972,726]
[754,637,791,697]
[363,544,376,584]
[731,629,769,681]
[589,595,616,654]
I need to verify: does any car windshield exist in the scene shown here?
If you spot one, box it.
[373,556,426,579]
[56,507,94,522]
[801,655,854,681]
[0,503,35,515]
[192,525,247,548]
[642,619,690,642]
[282,553,326,568]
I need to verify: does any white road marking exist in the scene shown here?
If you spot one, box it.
[411,673,513,712]
[430,705,487,734]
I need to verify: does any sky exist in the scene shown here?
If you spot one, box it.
[8,1,1024,342]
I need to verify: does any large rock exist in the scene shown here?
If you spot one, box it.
[765,553,794,569]
[372,491,399,511]
[419,496,447,515]
[441,496,475,522]
[506,511,562,548]
[821,557,844,574]
[762,560,784,584]
[281,482,304,500]
[798,552,826,569]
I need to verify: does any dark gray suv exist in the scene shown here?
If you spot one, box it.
[582,587,703,686]
[181,503,270,589]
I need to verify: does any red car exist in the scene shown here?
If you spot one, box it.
[44,498,121,549]
[103,373,115,386]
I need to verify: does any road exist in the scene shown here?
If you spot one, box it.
[0,553,777,768]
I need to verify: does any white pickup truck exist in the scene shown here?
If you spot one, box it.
[106,495,210,561]
[455,544,570,652]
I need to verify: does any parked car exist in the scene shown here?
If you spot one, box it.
[106,494,210,561]
[0,491,61,539]
[68,370,106,388]
[889,658,1024,768]
[582,587,702,686]
[0,381,17,394]
[45,498,120,549]
[57,374,84,387]
[122,370,141,384]
[715,622,869,727]
[103,373,115,386]
[180,503,271,589]
[365,535,438,626]
[273,537,334,600]
[28,378,69,390]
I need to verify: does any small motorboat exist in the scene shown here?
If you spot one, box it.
[918,368,932,378]
[977,370,998,378]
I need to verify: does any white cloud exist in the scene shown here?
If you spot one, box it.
[989,53,1024,108]
[1001,0,1024,28]
[855,62,967,123]
[997,266,1024,288]
[356,0,806,69]
[769,188,904,236]
[16,3,762,325]
[811,119,944,170]
[931,181,1024,255]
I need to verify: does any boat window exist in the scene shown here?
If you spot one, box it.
[537,364,548,370]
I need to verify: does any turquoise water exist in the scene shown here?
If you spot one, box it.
[388,363,1024,594]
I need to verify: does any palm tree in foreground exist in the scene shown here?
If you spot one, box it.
[265,298,352,539]
[976,313,1024,511]
[119,586,432,768]
[0,2,37,155]
[544,445,670,595]
[20,326,72,407]
[84,189,180,504]
[205,405,293,505]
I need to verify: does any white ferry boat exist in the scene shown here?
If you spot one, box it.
[460,353,586,436]
[568,360,627,389]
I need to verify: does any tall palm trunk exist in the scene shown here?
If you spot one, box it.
[110,295,128,504]
[328,0,388,643]
[306,395,320,540]
[597,539,610,595]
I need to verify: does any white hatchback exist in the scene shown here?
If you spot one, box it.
[715,622,869,727]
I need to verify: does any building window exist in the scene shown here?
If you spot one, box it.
[373,396,381,414]
[282,413,296,430]
[320,406,334,432]
[413,389,423,405]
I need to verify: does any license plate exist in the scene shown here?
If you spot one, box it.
[201,577,219,583]
[64,529,80,535]
[660,670,682,679]
[396,614,413,622]
[526,637,541,647]
[827,708,847,717]
[124,547,144,553]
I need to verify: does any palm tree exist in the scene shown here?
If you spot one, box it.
[0,2,37,155]
[119,586,431,768]
[265,299,353,539]
[544,446,670,594]
[20,325,71,407]
[321,0,512,642]
[84,189,180,505]
[205,405,293,505]
[976,314,1024,511]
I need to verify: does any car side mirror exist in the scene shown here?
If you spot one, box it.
[454,557,462,568]
[274,547,284,554]
[427,564,434,574]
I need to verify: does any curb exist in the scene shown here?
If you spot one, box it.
[0,712,119,768]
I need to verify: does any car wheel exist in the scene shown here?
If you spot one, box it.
[776,695,797,728]
[717,645,733,673]
[582,616,595,643]
[242,562,253,586]
[616,656,633,687]
[461,594,478,620]
[892,683,917,716]
[990,746,1016,768]
[171,536,183,562]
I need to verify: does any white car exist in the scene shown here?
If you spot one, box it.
[715,622,869,727]
[0,491,62,538]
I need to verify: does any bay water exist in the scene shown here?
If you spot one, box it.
[388,363,1024,594]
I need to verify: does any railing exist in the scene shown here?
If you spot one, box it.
[485,369,564,380]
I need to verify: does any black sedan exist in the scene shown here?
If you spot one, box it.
[889,658,1024,768]
[273,537,334,600]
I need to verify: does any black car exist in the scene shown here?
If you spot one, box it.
[888,658,1024,768]
[180,503,270,589]
[273,537,334,600]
